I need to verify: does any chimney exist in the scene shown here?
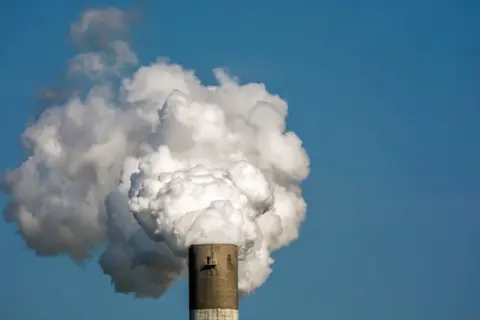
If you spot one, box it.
[188,244,239,320]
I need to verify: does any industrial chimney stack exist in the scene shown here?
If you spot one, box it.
[188,244,239,320]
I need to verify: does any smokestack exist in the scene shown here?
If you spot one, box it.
[188,244,239,320]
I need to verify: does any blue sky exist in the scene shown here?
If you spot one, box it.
[1,0,479,319]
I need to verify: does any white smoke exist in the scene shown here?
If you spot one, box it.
[2,7,310,298]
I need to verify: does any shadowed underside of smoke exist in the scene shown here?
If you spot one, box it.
[2,7,310,298]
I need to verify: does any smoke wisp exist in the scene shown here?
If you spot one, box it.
[2,7,310,298]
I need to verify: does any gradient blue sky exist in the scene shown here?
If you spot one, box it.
[1,0,479,319]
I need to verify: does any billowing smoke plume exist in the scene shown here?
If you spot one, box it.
[2,7,310,298]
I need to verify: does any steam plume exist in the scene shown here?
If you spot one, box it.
[2,7,310,298]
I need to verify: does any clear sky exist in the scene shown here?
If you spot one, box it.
[1,0,479,319]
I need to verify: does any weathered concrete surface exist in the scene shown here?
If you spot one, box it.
[188,244,238,312]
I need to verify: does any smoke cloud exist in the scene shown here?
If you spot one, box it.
[2,7,310,298]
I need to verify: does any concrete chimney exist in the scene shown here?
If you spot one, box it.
[188,244,238,320]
